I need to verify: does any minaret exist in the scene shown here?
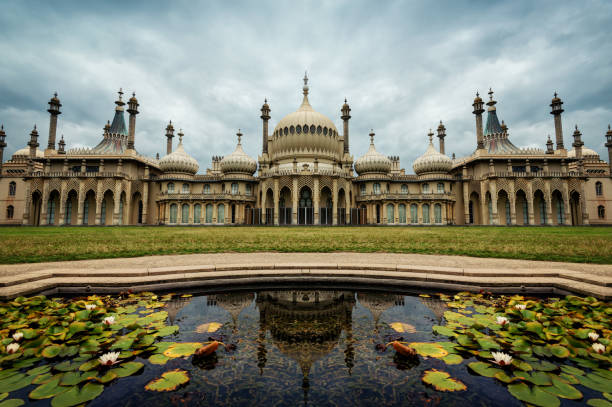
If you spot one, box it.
[436,120,446,155]
[546,135,554,154]
[572,125,583,161]
[127,92,139,150]
[46,92,61,152]
[58,135,66,154]
[550,92,565,150]
[0,125,6,173]
[28,125,39,173]
[472,92,485,150]
[165,120,174,154]
[341,98,351,154]
[260,99,270,154]
[605,125,612,175]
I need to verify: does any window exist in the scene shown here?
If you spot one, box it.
[167,183,175,193]
[65,199,72,225]
[487,198,493,224]
[437,183,444,193]
[6,205,14,219]
[100,200,106,225]
[231,183,239,195]
[512,166,526,173]
[531,166,541,173]
[386,204,394,224]
[598,205,606,219]
[468,201,474,224]
[410,204,418,223]
[505,200,511,225]
[373,183,381,195]
[169,204,177,223]
[205,204,213,223]
[47,199,56,225]
[539,200,547,225]
[181,204,189,223]
[401,184,408,194]
[118,199,124,225]
[246,184,252,196]
[182,184,190,194]
[203,184,211,194]
[557,199,565,225]
[217,204,225,223]
[221,184,225,193]
[8,182,16,196]
[434,203,442,224]
[83,200,89,225]
[422,204,430,224]
[194,204,201,224]
[422,184,429,194]
[595,182,603,196]
[523,200,529,225]
[399,204,406,223]
[360,184,366,196]
[86,166,99,173]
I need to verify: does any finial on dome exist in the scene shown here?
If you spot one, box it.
[178,129,184,143]
[237,129,242,145]
[33,124,37,131]
[488,88,493,101]
[369,130,375,144]
[303,71,308,87]
[428,129,433,144]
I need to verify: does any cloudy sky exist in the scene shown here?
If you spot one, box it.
[1,0,611,171]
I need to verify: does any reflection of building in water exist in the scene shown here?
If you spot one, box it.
[357,293,404,332]
[256,290,356,405]
[166,296,191,325]
[419,296,447,323]
[208,293,255,329]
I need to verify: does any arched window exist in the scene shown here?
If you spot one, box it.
[203,184,210,194]
[422,184,429,194]
[6,205,14,219]
[118,199,124,225]
[410,204,418,223]
[217,204,225,223]
[181,204,189,223]
[100,200,106,225]
[167,183,175,193]
[598,205,606,219]
[231,183,239,195]
[595,182,603,196]
[434,203,442,223]
[65,199,72,225]
[557,198,565,225]
[401,184,408,194]
[8,182,16,196]
[523,200,529,225]
[487,198,493,224]
[360,184,366,196]
[437,183,444,193]
[47,199,56,225]
[505,199,511,225]
[386,204,394,224]
[399,204,406,223]
[373,183,381,195]
[182,183,190,194]
[83,200,89,225]
[468,201,474,224]
[246,184,252,195]
[194,204,201,224]
[169,204,177,223]
[422,204,430,224]
[205,204,213,223]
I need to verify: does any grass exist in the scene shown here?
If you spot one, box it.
[0,226,611,265]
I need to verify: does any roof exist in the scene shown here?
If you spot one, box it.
[109,109,127,136]
[484,109,503,136]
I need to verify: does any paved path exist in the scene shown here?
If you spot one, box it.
[1,253,611,300]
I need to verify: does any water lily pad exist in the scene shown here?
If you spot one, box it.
[507,383,560,407]
[26,365,52,376]
[389,322,416,334]
[163,342,202,358]
[148,354,170,365]
[468,362,502,378]
[78,359,99,372]
[578,374,612,393]
[407,342,448,358]
[60,372,84,387]
[42,345,63,358]
[530,361,558,372]
[0,399,25,407]
[542,374,583,400]
[421,369,466,392]
[476,336,500,350]
[441,354,462,365]
[154,325,179,337]
[29,374,68,399]
[50,382,104,407]
[145,369,189,392]
[560,365,584,376]
[108,361,143,379]
[587,399,612,407]
[111,336,134,350]
[195,323,223,334]
[432,325,456,337]
[548,344,570,358]
[0,373,34,393]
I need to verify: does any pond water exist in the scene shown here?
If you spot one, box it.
[1,288,610,407]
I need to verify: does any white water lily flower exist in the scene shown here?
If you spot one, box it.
[12,332,23,341]
[85,304,97,311]
[491,352,513,366]
[103,316,115,325]
[588,332,599,341]
[496,316,509,326]
[514,304,526,310]
[99,351,120,366]
[592,343,605,354]
[6,343,19,354]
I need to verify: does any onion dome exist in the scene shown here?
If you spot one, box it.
[354,130,392,175]
[12,146,44,159]
[413,131,452,175]
[159,130,199,174]
[220,130,257,175]
[567,146,599,159]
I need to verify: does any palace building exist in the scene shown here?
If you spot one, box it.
[1,75,611,226]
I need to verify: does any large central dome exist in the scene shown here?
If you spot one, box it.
[268,75,343,163]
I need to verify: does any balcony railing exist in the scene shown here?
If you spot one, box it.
[356,192,454,202]
[159,192,256,201]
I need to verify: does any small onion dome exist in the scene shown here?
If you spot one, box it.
[413,131,452,175]
[354,130,392,175]
[473,91,483,104]
[12,146,44,158]
[159,131,199,174]
[220,130,257,175]
[567,146,600,159]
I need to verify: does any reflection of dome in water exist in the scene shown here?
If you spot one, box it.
[256,290,355,405]
[166,296,191,325]
[208,292,255,324]
[357,293,404,328]
[419,296,447,322]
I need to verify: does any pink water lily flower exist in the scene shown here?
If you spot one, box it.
[592,343,605,354]
[491,352,513,366]
[496,316,509,326]
[514,304,526,310]
[12,332,23,341]
[99,351,120,365]
[85,304,97,311]
[588,332,599,341]
[6,343,20,354]
[103,316,115,325]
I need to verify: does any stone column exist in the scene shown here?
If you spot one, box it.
[562,182,571,225]
[292,177,298,224]
[345,184,351,224]
[40,181,49,226]
[77,181,85,225]
[579,181,589,225]
[313,177,320,224]
[418,203,423,224]
[142,182,149,224]
[189,203,194,224]
[442,202,447,224]
[527,182,534,225]
[394,203,398,224]
[462,182,470,224]
[22,181,31,225]
[58,181,67,225]
[273,178,279,226]
[489,181,498,225]
[480,183,488,225]
[113,181,121,225]
[509,182,517,225]
[95,180,103,225]
[544,181,553,225]
[332,178,338,225]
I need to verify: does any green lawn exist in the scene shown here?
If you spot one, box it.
[0,226,610,264]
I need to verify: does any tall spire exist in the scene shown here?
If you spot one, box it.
[109,89,127,135]
[300,71,311,109]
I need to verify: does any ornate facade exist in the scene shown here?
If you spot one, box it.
[1,77,611,226]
